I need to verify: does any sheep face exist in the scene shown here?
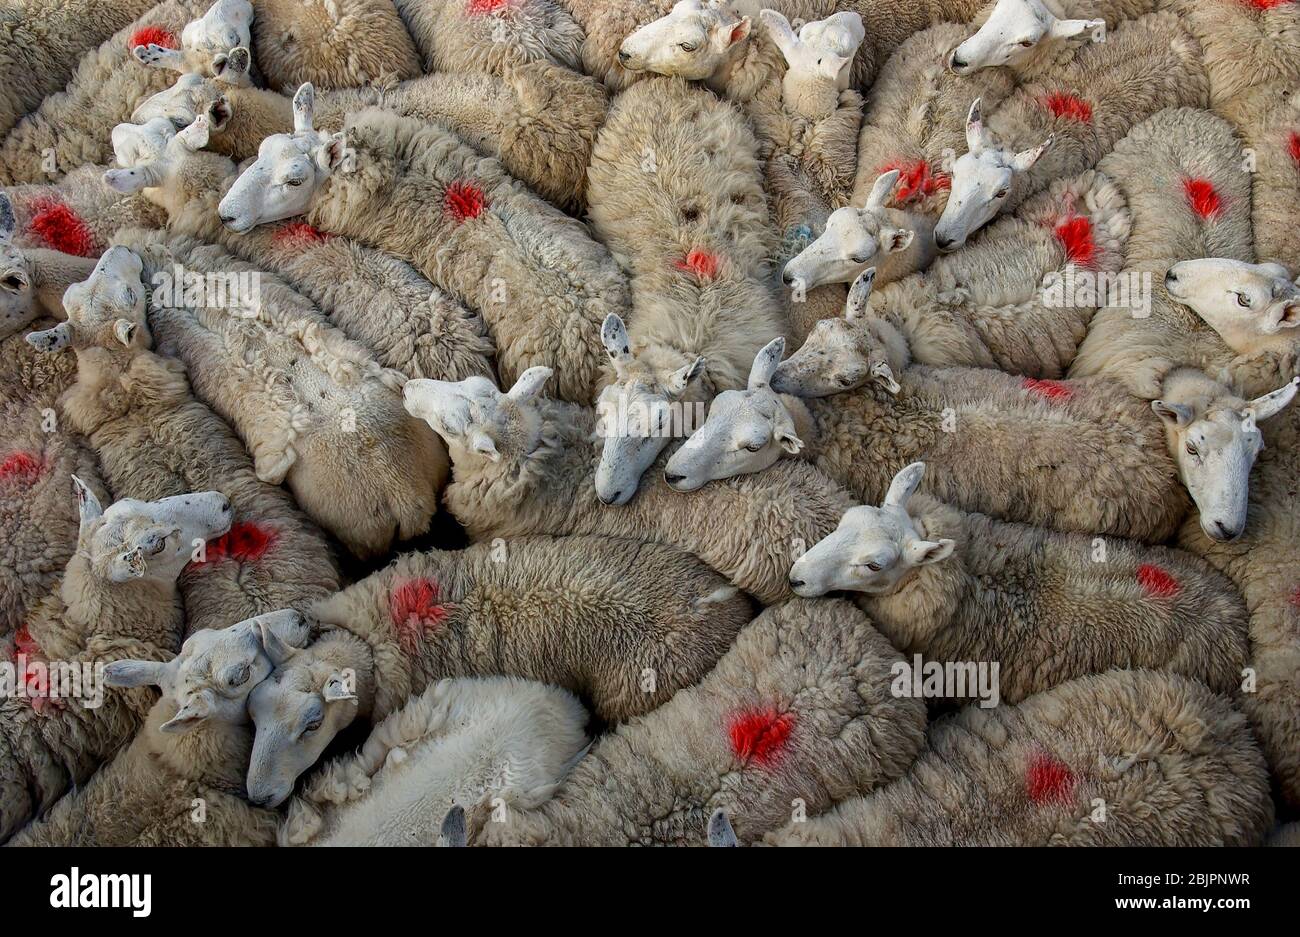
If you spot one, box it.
[789,462,954,596]
[104,112,218,198]
[760,10,862,93]
[26,247,151,354]
[617,1,753,82]
[1165,259,1300,353]
[1152,378,1299,541]
[131,73,232,130]
[181,0,254,55]
[73,477,234,585]
[111,117,177,169]
[404,369,552,468]
[0,193,37,338]
[948,0,1102,74]
[594,314,705,506]
[934,100,1051,252]
[784,172,911,289]
[664,338,801,490]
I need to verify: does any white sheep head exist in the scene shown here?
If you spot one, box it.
[782,170,915,290]
[403,367,554,468]
[134,40,253,87]
[103,609,308,733]
[181,0,254,54]
[131,71,235,129]
[0,192,38,338]
[934,98,1052,252]
[72,476,233,585]
[104,111,215,196]
[663,337,802,490]
[949,0,1102,74]
[1152,373,1299,542]
[26,246,151,355]
[789,462,955,596]
[594,313,706,506]
[761,9,863,114]
[110,117,178,169]
[771,269,903,397]
[617,0,753,83]
[217,83,354,234]
[1165,259,1300,354]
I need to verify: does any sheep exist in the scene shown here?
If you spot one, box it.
[130,0,256,88]
[584,77,786,501]
[765,669,1274,846]
[280,676,590,846]
[932,12,1209,251]
[1162,0,1300,109]
[756,9,864,119]
[392,0,585,75]
[403,368,854,603]
[789,461,1251,702]
[249,0,422,91]
[26,246,342,638]
[217,92,627,402]
[102,115,495,383]
[0,0,160,138]
[108,228,445,560]
[468,598,927,846]
[0,478,233,842]
[666,322,1189,542]
[0,193,103,337]
[0,0,239,186]
[242,533,755,806]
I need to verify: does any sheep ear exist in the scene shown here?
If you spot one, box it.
[26,322,71,353]
[438,805,468,847]
[174,112,211,152]
[871,361,901,394]
[864,170,899,210]
[1151,399,1193,428]
[1264,299,1300,334]
[213,46,251,85]
[112,546,149,582]
[747,337,785,390]
[506,366,553,402]
[965,98,988,154]
[1245,377,1300,423]
[709,13,752,53]
[881,226,914,254]
[845,268,876,321]
[904,537,955,566]
[772,406,804,455]
[113,318,138,348]
[258,619,296,668]
[708,809,738,847]
[759,9,797,59]
[1012,135,1053,173]
[314,133,354,174]
[0,192,14,244]
[664,356,705,396]
[72,474,104,528]
[160,693,213,734]
[467,428,500,462]
[322,670,356,702]
[102,658,171,688]
[600,314,634,371]
[292,83,315,134]
[883,461,925,510]
[1050,17,1103,40]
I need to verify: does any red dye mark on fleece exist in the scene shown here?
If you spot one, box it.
[675,249,721,280]
[1287,131,1300,166]
[196,522,278,566]
[272,222,329,248]
[1183,178,1223,220]
[443,180,487,222]
[728,708,795,767]
[1026,752,1076,805]
[877,159,950,206]
[1137,563,1180,599]
[389,578,452,653]
[1287,584,1300,609]
[129,26,178,50]
[14,624,62,712]
[1242,0,1293,9]
[1041,92,1092,123]
[28,200,97,257]
[467,0,508,12]
[0,452,44,485]
[1054,215,1097,267]
[1021,377,1074,402]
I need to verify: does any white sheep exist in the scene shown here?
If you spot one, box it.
[469,598,928,845]
[280,676,590,846]
[758,9,864,118]
[217,90,627,403]
[1163,0,1300,108]
[403,368,854,603]
[392,0,585,74]
[0,190,105,337]
[790,461,1251,701]
[131,0,255,88]
[766,669,1274,846]
[241,534,754,806]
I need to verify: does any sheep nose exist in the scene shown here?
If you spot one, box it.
[598,490,622,505]
[618,49,631,65]
[789,577,805,589]
[935,235,955,251]
[665,473,686,486]
[1164,270,1177,286]
[218,497,232,513]
[219,214,238,228]
[781,269,795,285]
[950,54,967,71]
[1212,520,1240,541]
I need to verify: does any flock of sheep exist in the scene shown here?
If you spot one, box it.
[0,0,1297,847]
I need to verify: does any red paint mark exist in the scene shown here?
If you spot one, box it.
[271,221,329,248]
[14,624,62,712]
[1026,751,1076,805]
[388,578,452,653]
[1287,131,1300,166]
[467,0,508,12]
[1053,215,1097,268]
[1041,92,1092,123]
[129,26,178,50]
[443,180,487,222]
[0,452,44,484]
[876,159,950,206]
[1183,178,1223,220]
[727,708,795,766]
[1242,0,1292,8]
[1137,563,1180,598]
[28,200,97,257]
[1021,377,1074,402]
[1286,584,1300,608]
[674,249,721,280]
[195,522,278,565]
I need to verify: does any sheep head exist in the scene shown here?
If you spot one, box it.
[761,9,863,116]
[594,313,706,506]
[1152,370,1299,542]
[664,337,804,490]
[1165,259,1300,355]
[949,0,1102,74]
[131,71,234,129]
[403,368,552,469]
[72,477,233,585]
[0,193,38,338]
[104,110,219,198]
[217,83,353,234]
[110,117,178,169]
[617,0,753,83]
[789,462,955,596]
[181,0,254,55]
[134,40,253,87]
[933,99,1051,252]
[26,246,150,355]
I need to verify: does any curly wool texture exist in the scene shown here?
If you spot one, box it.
[115,230,445,560]
[305,108,627,401]
[2,165,166,257]
[442,396,854,604]
[310,535,754,723]
[1163,0,1300,107]
[250,0,421,91]
[393,0,584,74]
[0,0,213,186]
[767,670,1274,846]
[860,494,1250,702]
[472,598,927,845]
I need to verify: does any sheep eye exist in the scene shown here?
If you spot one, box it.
[1018,39,1035,47]
[303,718,322,735]
[744,443,764,452]
[995,188,1009,199]
[678,42,697,52]
[228,664,250,687]
[1185,442,1199,457]
[1236,292,1251,308]
[285,178,303,187]
[866,562,882,571]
